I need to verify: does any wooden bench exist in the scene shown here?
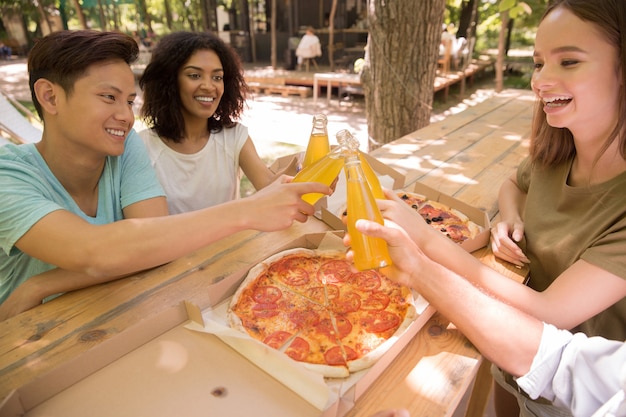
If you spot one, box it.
[247,81,312,98]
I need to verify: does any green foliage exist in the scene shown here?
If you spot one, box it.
[472,0,548,52]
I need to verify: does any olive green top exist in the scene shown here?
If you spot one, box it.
[518,156,626,340]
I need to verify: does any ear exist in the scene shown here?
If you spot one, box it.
[33,79,60,116]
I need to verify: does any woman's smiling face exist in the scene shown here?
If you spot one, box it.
[177,49,225,123]
[531,6,621,139]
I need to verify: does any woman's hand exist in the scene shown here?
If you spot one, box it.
[490,219,529,267]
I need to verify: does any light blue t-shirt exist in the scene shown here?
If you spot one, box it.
[0,129,165,304]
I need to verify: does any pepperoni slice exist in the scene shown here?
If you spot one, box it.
[352,270,381,291]
[330,291,361,313]
[315,318,336,339]
[324,346,346,366]
[362,311,400,333]
[306,286,326,304]
[277,267,309,286]
[252,302,279,318]
[333,315,353,339]
[289,309,321,328]
[443,223,469,243]
[315,316,352,340]
[318,260,353,284]
[252,286,282,304]
[361,292,390,311]
[263,331,292,349]
[325,284,340,301]
[342,345,358,362]
[285,337,310,362]
[268,256,311,286]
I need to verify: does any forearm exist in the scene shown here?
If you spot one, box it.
[83,200,253,276]
[20,199,252,278]
[497,176,526,223]
[413,258,543,376]
[26,267,130,302]
[0,267,130,320]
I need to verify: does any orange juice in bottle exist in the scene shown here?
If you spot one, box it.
[358,151,385,199]
[292,147,345,205]
[344,154,392,270]
[335,130,385,199]
[302,114,330,169]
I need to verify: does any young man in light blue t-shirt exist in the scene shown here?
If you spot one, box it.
[0,30,330,320]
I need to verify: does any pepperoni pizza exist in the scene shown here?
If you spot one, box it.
[397,191,483,244]
[228,248,417,378]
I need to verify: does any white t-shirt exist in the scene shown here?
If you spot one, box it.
[296,33,322,58]
[139,124,249,214]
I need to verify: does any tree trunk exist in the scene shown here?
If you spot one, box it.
[245,0,256,62]
[163,0,173,30]
[136,0,152,33]
[270,0,277,67]
[495,10,509,93]
[36,1,53,34]
[364,0,445,151]
[70,0,88,29]
[328,0,337,71]
[111,3,120,30]
[97,0,107,30]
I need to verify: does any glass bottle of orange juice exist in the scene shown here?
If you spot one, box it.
[292,146,345,205]
[344,153,392,270]
[335,130,385,199]
[301,114,330,169]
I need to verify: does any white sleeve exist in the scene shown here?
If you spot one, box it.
[516,323,626,417]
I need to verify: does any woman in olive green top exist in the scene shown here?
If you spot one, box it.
[489,0,626,415]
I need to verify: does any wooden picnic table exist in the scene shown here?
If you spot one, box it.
[0,89,535,416]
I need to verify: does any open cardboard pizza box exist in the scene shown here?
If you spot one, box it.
[0,232,433,417]
[271,152,406,230]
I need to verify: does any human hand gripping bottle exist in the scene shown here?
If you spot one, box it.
[301,114,330,169]
[341,133,393,271]
[292,138,345,205]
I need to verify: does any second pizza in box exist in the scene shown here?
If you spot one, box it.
[396,182,491,252]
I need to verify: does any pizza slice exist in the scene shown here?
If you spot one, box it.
[396,191,427,210]
[229,272,302,343]
[396,194,483,244]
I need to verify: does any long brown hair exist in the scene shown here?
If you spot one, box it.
[529,0,626,167]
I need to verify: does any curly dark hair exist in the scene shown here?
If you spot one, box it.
[139,31,248,142]
[28,30,138,120]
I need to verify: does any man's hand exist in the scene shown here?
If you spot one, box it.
[0,279,43,321]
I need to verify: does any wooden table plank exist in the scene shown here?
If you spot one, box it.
[372,89,535,220]
[345,311,482,417]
